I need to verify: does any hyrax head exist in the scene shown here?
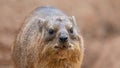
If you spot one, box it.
[39,16,82,50]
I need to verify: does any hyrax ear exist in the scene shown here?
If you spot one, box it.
[69,16,79,32]
[69,16,77,27]
[37,18,47,32]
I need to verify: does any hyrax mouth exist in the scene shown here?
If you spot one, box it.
[54,43,72,49]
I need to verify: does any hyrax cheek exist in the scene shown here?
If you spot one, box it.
[70,42,80,49]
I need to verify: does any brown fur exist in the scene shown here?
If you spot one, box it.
[12,6,84,68]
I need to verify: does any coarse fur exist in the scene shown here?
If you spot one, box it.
[12,6,84,68]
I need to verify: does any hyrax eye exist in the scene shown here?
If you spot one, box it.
[69,28,74,34]
[48,29,55,35]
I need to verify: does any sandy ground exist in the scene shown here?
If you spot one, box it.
[0,0,120,68]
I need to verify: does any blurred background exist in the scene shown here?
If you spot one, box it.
[0,0,120,68]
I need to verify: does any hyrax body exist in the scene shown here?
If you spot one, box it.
[12,6,84,68]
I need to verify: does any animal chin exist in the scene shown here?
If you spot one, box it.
[53,47,81,61]
[53,49,74,60]
[40,44,81,64]
[42,43,80,59]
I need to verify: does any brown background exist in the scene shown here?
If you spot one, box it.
[0,0,120,68]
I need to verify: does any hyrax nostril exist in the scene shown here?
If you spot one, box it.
[59,35,68,42]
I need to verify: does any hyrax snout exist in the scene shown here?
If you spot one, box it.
[12,6,84,68]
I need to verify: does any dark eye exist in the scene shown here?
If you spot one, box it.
[48,29,55,35]
[69,28,74,34]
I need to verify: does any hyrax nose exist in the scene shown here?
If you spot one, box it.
[59,33,68,42]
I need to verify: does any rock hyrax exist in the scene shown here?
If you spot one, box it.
[12,6,84,68]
